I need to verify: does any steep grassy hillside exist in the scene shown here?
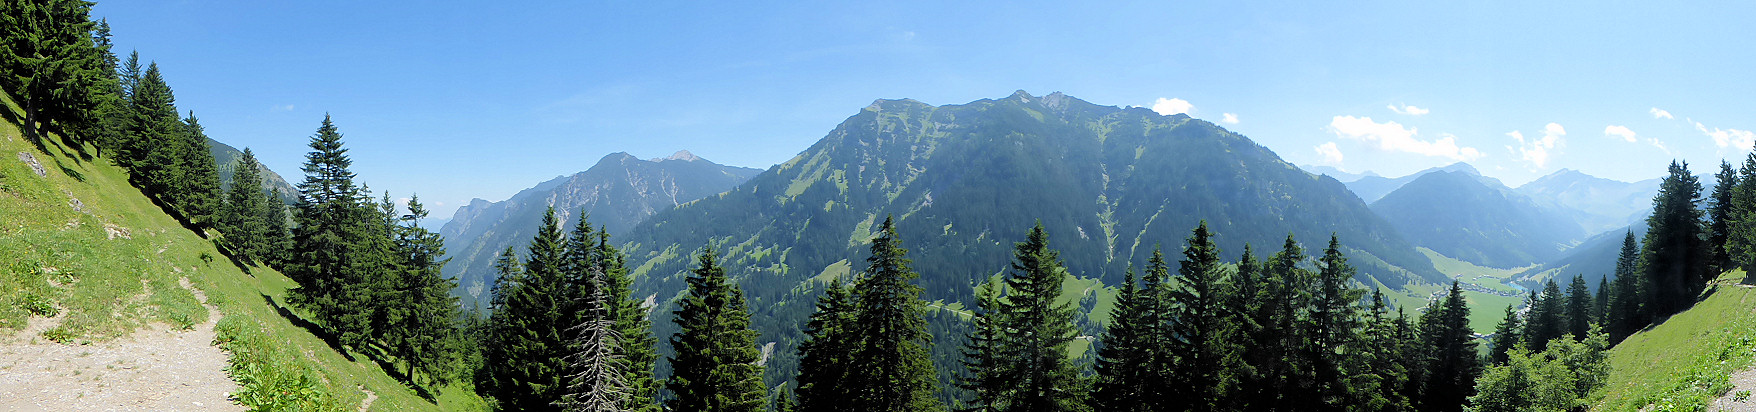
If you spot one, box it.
[1594,271,1756,411]
[0,94,485,411]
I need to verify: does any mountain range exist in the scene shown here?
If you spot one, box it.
[1370,170,1585,268]
[438,151,760,307]
[209,138,299,205]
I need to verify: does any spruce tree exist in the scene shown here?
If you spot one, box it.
[665,250,767,412]
[1307,234,1366,409]
[846,217,942,412]
[1089,267,1157,412]
[996,222,1084,411]
[221,148,270,263]
[1362,289,1413,411]
[128,63,186,200]
[1415,282,1480,412]
[176,112,222,229]
[0,0,105,140]
[1245,234,1315,410]
[1167,222,1241,410]
[484,207,577,411]
[1608,231,1644,343]
[1729,152,1756,270]
[1711,160,1739,273]
[1642,160,1707,317]
[795,282,857,412]
[1488,305,1521,365]
[286,116,381,351]
[590,230,658,412]
[958,282,1010,412]
[1593,277,1610,330]
[1527,280,1564,352]
[392,196,461,387]
[555,281,632,412]
[1565,274,1591,341]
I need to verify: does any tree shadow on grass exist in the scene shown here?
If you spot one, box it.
[359,349,438,401]
[260,293,354,362]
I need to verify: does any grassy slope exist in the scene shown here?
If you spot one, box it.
[1594,270,1756,411]
[0,95,484,410]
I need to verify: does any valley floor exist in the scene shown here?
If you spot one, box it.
[0,277,238,411]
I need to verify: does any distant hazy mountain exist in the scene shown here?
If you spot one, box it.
[1513,221,1647,290]
[1299,164,1379,183]
[208,138,298,204]
[1515,169,1661,235]
[439,151,761,306]
[1371,170,1586,268]
[1346,162,1484,203]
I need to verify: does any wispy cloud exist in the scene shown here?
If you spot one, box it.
[1151,98,1193,116]
[1650,107,1674,120]
[1507,123,1566,168]
[1314,142,1344,166]
[1604,125,1637,142]
[1328,115,1482,161]
[1697,121,1756,150]
[1387,104,1429,116]
[271,104,296,112]
[1221,113,1239,124]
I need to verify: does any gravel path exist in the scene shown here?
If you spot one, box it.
[0,278,241,411]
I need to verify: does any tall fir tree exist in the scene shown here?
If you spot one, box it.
[1088,267,1157,412]
[666,250,767,412]
[175,111,222,229]
[0,0,106,140]
[221,148,270,263]
[555,278,632,412]
[1710,160,1739,273]
[1527,280,1565,351]
[589,229,659,412]
[1608,231,1645,343]
[1362,289,1414,411]
[1308,234,1367,410]
[1488,305,1521,366]
[846,217,943,412]
[483,207,579,411]
[995,222,1085,412]
[1642,160,1707,317]
[1565,274,1592,341]
[390,196,462,387]
[286,116,382,351]
[794,282,857,412]
[1416,282,1481,412]
[958,281,1010,412]
[1166,222,1241,411]
[1243,235,1316,410]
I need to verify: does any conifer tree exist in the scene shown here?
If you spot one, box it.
[259,189,294,268]
[1608,231,1644,343]
[1729,153,1756,270]
[666,250,767,412]
[958,282,1010,412]
[0,0,106,139]
[1565,274,1591,341]
[795,282,856,412]
[127,63,185,199]
[222,148,270,263]
[556,282,632,412]
[1361,289,1413,411]
[287,116,382,351]
[1593,277,1610,330]
[1528,280,1565,351]
[483,207,578,411]
[391,196,462,387]
[1415,282,1480,412]
[1167,222,1241,410]
[1243,234,1315,410]
[1642,161,1707,317]
[588,229,658,412]
[1308,234,1366,409]
[1089,267,1157,412]
[1488,305,1521,366]
[846,217,942,412]
[175,112,222,228]
[1710,160,1739,272]
[996,223,1085,411]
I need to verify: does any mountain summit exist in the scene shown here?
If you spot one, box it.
[439,151,759,305]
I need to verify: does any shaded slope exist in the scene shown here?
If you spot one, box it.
[1371,170,1585,268]
[439,151,759,307]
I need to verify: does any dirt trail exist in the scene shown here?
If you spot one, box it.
[0,277,242,411]
[1713,367,1756,411]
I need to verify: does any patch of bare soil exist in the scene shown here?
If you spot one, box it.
[0,277,241,411]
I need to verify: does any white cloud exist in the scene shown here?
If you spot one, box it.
[1328,115,1482,161]
[1651,107,1674,119]
[1151,98,1193,116]
[1697,121,1756,150]
[1315,142,1344,166]
[1648,138,1672,154]
[1387,104,1430,116]
[1221,113,1239,124]
[1507,123,1566,168]
[272,104,295,112]
[1604,125,1637,142]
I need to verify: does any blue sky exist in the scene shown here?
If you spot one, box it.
[94,1,1756,219]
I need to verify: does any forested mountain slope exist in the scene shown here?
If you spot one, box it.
[208,137,298,205]
[613,90,1443,382]
[439,151,759,307]
[1371,170,1586,268]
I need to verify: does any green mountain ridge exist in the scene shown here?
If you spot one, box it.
[1371,170,1587,268]
[611,90,1444,383]
[207,137,298,205]
[438,150,760,308]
